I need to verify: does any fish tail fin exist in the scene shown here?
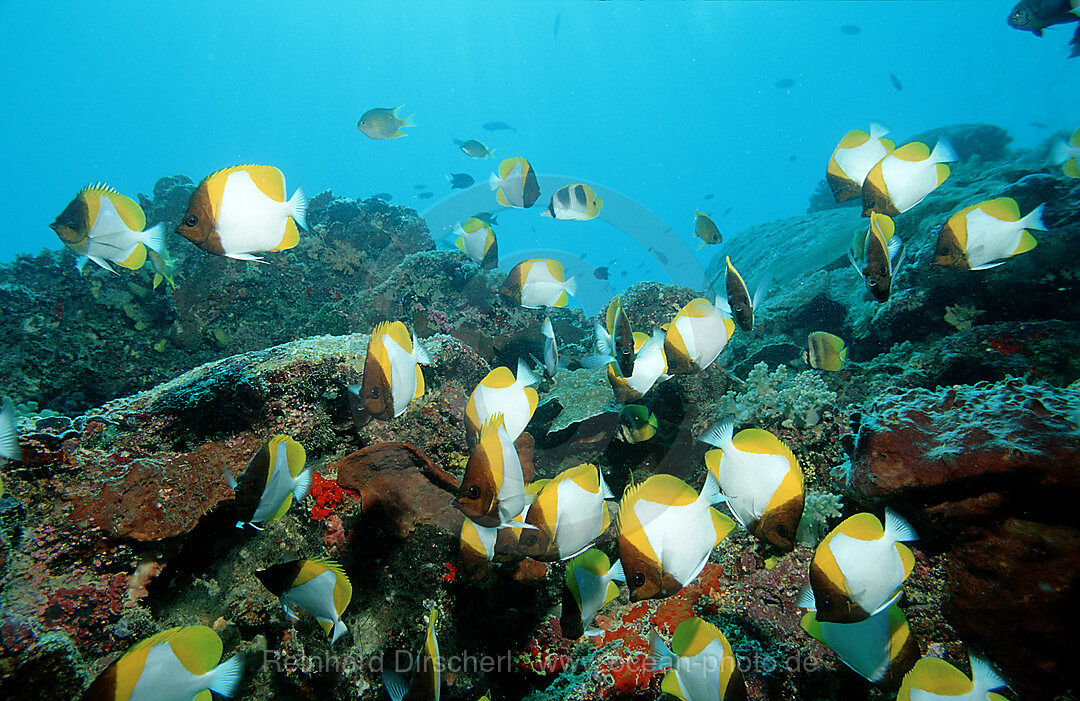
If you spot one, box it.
[795,582,816,609]
[714,294,731,316]
[292,466,314,502]
[868,122,890,139]
[1050,139,1073,165]
[382,670,410,701]
[598,469,615,499]
[884,507,918,543]
[206,654,244,698]
[580,354,615,370]
[699,470,727,506]
[930,138,957,164]
[331,619,348,644]
[646,631,675,673]
[699,416,735,449]
[488,172,503,191]
[223,467,237,490]
[412,334,435,365]
[1019,203,1047,232]
[889,236,908,275]
[753,275,771,311]
[0,396,22,461]
[541,316,555,339]
[141,222,167,254]
[563,276,577,297]
[969,652,1008,694]
[516,357,542,387]
[607,558,625,583]
[287,187,308,230]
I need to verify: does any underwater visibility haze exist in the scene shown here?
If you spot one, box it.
[0,1,1078,700]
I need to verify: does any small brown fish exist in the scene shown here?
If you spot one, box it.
[854,212,905,302]
[724,256,766,332]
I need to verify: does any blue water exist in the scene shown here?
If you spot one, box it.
[2,1,1075,304]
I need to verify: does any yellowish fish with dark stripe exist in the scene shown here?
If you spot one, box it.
[457,139,493,158]
[590,296,636,377]
[517,463,614,562]
[664,297,736,374]
[862,139,956,217]
[455,217,499,269]
[850,212,905,303]
[489,157,540,208]
[175,165,307,262]
[699,417,804,549]
[723,257,766,332]
[607,329,669,403]
[826,124,895,203]
[456,414,536,529]
[933,198,1044,270]
[797,508,918,623]
[358,106,412,139]
[500,259,577,308]
[255,557,353,643]
[803,332,848,371]
[693,212,723,249]
[225,434,311,529]
[82,625,244,701]
[617,472,733,601]
[647,617,746,701]
[50,183,166,273]
[383,607,441,701]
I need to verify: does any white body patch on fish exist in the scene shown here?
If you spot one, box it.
[835,129,891,186]
[827,532,906,616]
[551,477,607,560]
[634,490,716,587]
[129,642,215,701]
[251,447,302,523]
[495,422,530,525]
[281,569,342,637]
[671,306,728,370]
[670,638,728,701]
[715,449,789,528]
[383,334,420,417]
[216,171,298,257]
[520,262,573,307]
[963,206,1043,270]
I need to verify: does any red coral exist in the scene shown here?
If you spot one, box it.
[441,562,458,583]
[988,335,1026,355]
[310,472,359,521]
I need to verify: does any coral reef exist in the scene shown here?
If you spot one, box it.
[718,362,837,428]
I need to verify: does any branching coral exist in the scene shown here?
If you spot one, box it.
[795,489,844,546]
[719,362,837,428]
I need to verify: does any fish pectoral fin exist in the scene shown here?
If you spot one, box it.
[225,252,268,263]
[847,249,864,278]
[969,260,1007,270]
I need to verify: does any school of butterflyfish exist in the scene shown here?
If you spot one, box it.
[31,113,1071,700]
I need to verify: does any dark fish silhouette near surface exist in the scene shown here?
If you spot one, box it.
[775,78,796,89]
[482,121,516,132]
[594,266,610,280]
[416,191,434,200]
[374,193,393,201]
[1008,0,1080,57]
[448,173,475,189]
[889,72,903,91]
[841,24,861,35]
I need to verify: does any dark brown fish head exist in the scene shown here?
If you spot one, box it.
[357,351,392,419]
[619,532,665,602]
[521,166,541,208]
[560,583,585,639]
[481,236,499,270]
[454,455,499,527]
[808,560,869,624]
[933,224,967,269]
[1007,1,1040,32]
[862,234,893,302]
[50,194,89,244]
[753,494,804,550]
[459,538,494,583]
[725,258,754,331]
[499,265,524,303]
[825,169,859,203]
[860,176,898,218]
[254,559,304,596]
[175,182,219,252]
[515,509,556,561]
[613,314,636,377]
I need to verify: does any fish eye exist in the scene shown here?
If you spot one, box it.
[937,246,949,256]
[183,215,199,227]
[776,524,790,538]
[868,278,877,287]
[820,597,833,611]
[369,386,380,398]
[632,572,645,587]
[466,485,480,500]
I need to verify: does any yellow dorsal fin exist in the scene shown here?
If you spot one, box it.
[837,512,886,541]
[979,197,1021,222]
[566,463,600,493]
[837,129,871,149]
[631,331,650,352]
[672,617,725,658]
[680,298,715,319]
[870,212,895,243]
[881,137,896,152]
[893,141,931,162]
[526,478,550,495]
[95,187,147,231]
[269,435,307,478]
[165,626,224,676]
[499,157,520,180]
[635,474,699,507]
[732,429,799,471]
[483,366,517,389]
[215,164,286,202]
[381,321,413,353]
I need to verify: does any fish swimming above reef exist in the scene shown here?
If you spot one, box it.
[797,509,918,623]
[897,650,1010,701]
[804,331,848,371]
[801,604,920,687]
[664,297,735,374]
[693,212,723,248]
[862,139,956,217]
[539,316,562,377]
[587,296,636,377]
[81,625,244,701]
[561,549,624,639]
[1051,127,1080,176]
[483,121,516,132]
[225,434,312,529]
[500,259,577,308]
[146,246,177,290]
[255,557,353,644]
[50,183,166,273]
[0,396,23,462]
[1008,0,1080,57]
[700,417,804,549]
[850,212,905,303]
[723,256,767,332]
[357,106,413,139]
[456,138,494,158]
[489,157,541,208]
[454,216,498,269]
[456,414,537,529]
[889,71,904,91]
[593,266,610,280]
[517,463,614,562]
[647,617,746,701]
[459,514,528,582]
[416,191,435,200]
[473,211,500,226]
[382,607,441,701]
[607,329,670,403]
[448,172,475,189]
[353,321,433,421]
[465,358,541,444]
[826,124,895,203]
[542,184,603,221]
[618,405,658,443]
[175,165,307,262]
[934,198,1045,270]
[617,472,734,601]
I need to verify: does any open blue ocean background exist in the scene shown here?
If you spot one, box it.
[2,0,1074,312]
